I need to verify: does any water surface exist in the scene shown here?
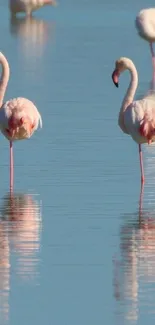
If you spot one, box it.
[0,1,155,324]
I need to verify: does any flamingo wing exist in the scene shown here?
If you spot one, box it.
[124,94,155,144]
[0,97,42,127]
[0,97,42,140]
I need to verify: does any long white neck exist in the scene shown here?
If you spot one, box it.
[118,61,138,133]
[0,52,10,108]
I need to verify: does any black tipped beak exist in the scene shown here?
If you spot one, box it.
[112,69,119,88]
[114,82,119,88]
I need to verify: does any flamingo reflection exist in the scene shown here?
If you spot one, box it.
[114,141,155,321]
[113,183,155,323]
[0,221,10,325]
[0,192,42,323]
[10,15,54,60]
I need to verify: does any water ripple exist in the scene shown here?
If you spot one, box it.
[113,144,155,324]
[0,192,42,324]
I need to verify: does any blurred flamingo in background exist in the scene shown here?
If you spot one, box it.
[135,8,155,87]
[0,52,42,192]
[9,0,57,17]
[112,57,155,186]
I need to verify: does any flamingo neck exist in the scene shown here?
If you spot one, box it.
[0,53,10,108]
[118,62,138,133]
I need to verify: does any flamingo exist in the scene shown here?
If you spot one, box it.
[112,57,155,186]
[0,51,42,192]
[9,0,57,17]
[135,8,155,85]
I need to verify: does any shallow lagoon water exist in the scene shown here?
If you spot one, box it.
[0,1,155,324]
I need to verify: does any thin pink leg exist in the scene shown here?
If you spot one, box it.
[10,141,14,194]
[139,182,144,223]
[150,42,155,90]
[139,144,144,185]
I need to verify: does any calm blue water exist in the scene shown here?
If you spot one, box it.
[0,0,155,324]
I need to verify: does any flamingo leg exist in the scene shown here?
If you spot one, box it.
[139,144,145,185]
[150,42,155,89]
[10,141,14,194]
[139,181,144,223]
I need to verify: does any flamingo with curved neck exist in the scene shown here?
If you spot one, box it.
[0,52,42,193]
[112,57,155,185]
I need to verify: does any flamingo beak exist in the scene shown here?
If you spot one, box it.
[112,69,119,88]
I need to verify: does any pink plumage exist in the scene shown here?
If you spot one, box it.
[123,95,155,144]
[9,0,57,16]
[0,51,42,193]
[0,97,42,141]
[139,112,155,144]
[112,57,155,185]
[135,8,155,85]
[136,8,155,42]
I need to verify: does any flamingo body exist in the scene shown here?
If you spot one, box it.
[9,0,56,16]
[135,8,155,85]
[112,57,155,184]
[0,51,42,193]
[0,97,42,141]
[123,94,155,144]
[136,8,155,42]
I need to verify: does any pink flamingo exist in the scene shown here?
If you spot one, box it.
[112,57,155,185]
[9,0,57,17]
[0,52,42,192]
[135,8,155,85]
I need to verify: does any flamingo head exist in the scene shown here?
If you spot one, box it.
[112,57,131,88]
